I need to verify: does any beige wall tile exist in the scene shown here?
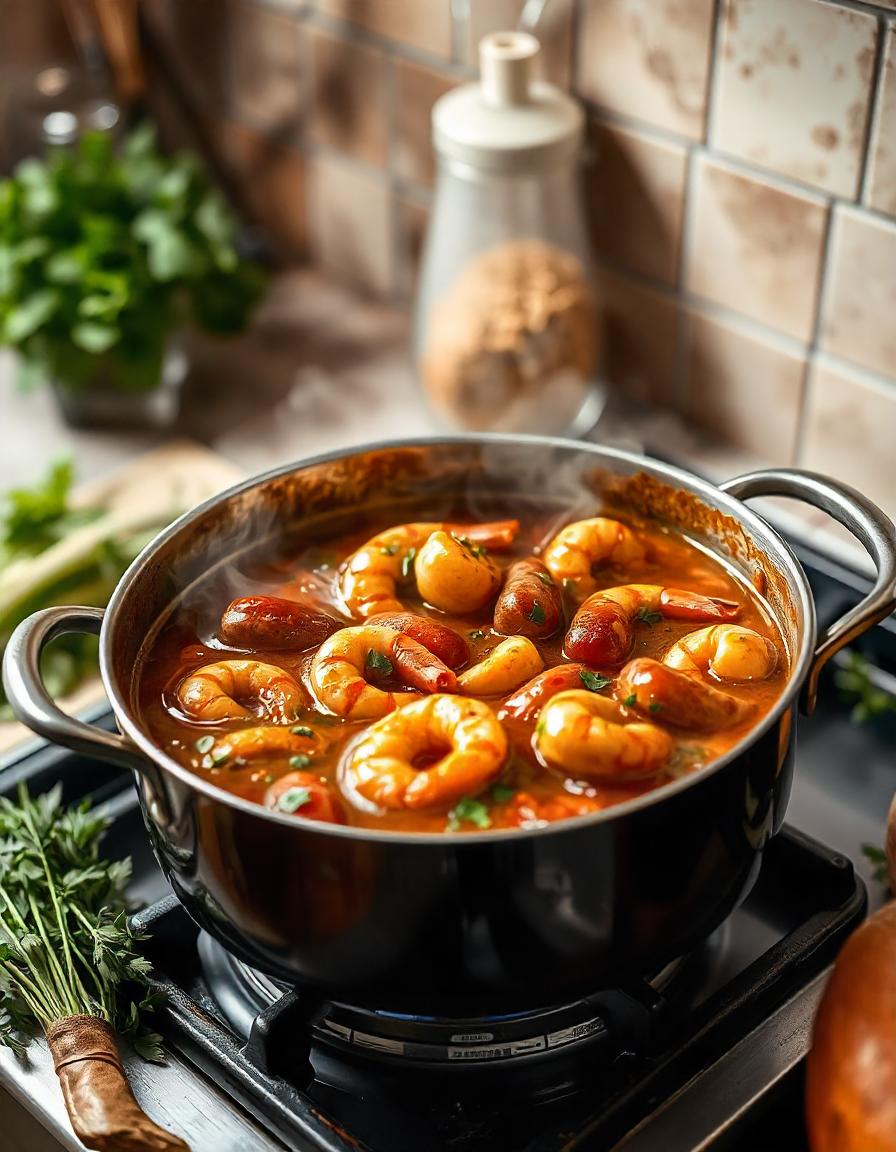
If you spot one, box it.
[576,0,715,140]
[597,267,679,404]
[229,0,304,134]
[801,357,896,519]
[866,26,896,216]
[211,120,308,260]
[316,0,452,58]
[309,154,394,296]
[588,120,687,285]
[394,61,456,188]
[821,207,896,380]
[466,0,574,88]
[713,0,877,198]
[685,156,828,342]
[310,28,388,168]
[684,309,805,462]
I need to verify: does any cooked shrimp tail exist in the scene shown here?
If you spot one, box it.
[544,517,647,600]
[310,625,453,719]
[369,612,468,668]
[176,660,305,722]
[342,694,507,810]
[535,690,672,781]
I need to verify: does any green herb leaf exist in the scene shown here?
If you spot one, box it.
[366,650,393,677]
[210,745,231,765]
[0,783,165,1060]
[194,735,214,754]
[451,533,487,559]
[535,570,554,585]
[636,607,663,626]
[448,797,492,830]
[648,701,663,713]
[623,693,637,706]
[290,725,315,738]
[276,786,312,814]
[379,543,400,556]
[528,602,546,625]
[862,843,890,886]
[491,784,516,804]
[580,670,611,692]
[469,629,487,640]
[289,754,312,769]
[836,651,896,725]
[71,322,119,354]
[401,547,417,579]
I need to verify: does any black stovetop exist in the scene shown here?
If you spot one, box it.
[1,540,893,1152]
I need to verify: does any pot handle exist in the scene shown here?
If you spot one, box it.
[718,468,896,714]
[1,605,147,773]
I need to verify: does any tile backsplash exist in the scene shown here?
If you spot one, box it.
[7,0,896,514]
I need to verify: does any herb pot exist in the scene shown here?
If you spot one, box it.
[47,336,187,431]
[3,437,895,1014]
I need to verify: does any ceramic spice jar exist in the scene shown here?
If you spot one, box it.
[413,31,601,436]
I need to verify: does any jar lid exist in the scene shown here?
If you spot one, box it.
[433,31,584,174]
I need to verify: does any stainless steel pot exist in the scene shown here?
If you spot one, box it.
[4,437,895,1013]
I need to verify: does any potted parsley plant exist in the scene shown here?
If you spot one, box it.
[0,123,264,428]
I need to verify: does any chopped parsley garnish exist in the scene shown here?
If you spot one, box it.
[291,725,315,738]
[210,744,231,765]
[623,693,637,706]
[379,543,400,556]
[401,547,417,579]
[448,797,492,830]
[636,607,663,626]
[451,533,487,558]
[289,754,312,769]
[366,649,393,677]
[195,735,215,754]
[277,786,312,814]
[580,670,611,692]
[528,602,546,625]
[491,784,516,804]
[648,701,663,714]
[263,773,275,784]
[469,629,487,640]
[535,570,554,585]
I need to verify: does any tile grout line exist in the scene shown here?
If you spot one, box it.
[793,200,837,465]
[858,16,891,204]
[669,0,727,416]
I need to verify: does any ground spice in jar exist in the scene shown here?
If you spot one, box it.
[421,239,598,432]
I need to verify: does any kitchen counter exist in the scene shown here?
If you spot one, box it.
[0,269,873,578]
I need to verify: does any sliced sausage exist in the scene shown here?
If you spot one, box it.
[493,558,564,639]
[220,596,340,651]
[497,663,591,726]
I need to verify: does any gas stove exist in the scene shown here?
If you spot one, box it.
[1,539,893,1152]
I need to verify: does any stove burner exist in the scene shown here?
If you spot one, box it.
[197,924,730,1069]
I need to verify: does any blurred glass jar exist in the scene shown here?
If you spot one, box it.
[413,32,602,437]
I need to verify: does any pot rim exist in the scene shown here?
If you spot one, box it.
[102,433,814,844]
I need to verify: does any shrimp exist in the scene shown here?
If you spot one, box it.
[341,519,518,618]
[543,518,648,600]
[342,694,507,810]
[534,690,672,781]
[494,790,603,828]
[209,724,322,762]
[310,625,455,720]
[617,624,777,731]
[176,660,304,722]
[414,531,502,614]
[564,584,741,667]
[458,636,544,696]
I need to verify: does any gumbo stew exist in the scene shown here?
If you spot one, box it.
[136,503,788,834]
